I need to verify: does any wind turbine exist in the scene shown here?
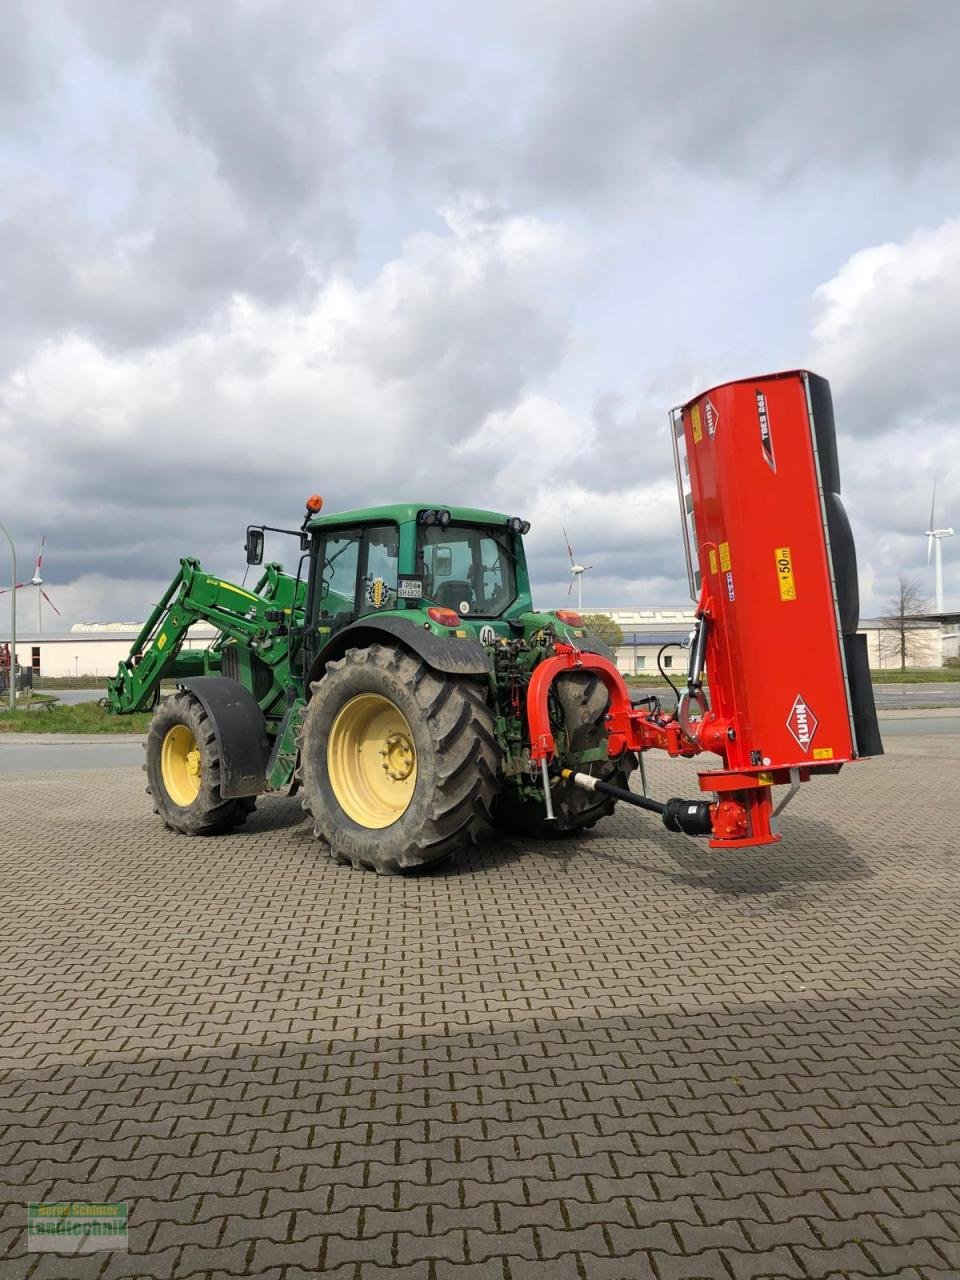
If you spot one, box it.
[926,482,954,614]
[0,537,61,631]
[562,527,592,611]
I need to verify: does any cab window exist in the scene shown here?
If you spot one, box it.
[418,524,517,618]
[317,530,361,616]
[360,524,399,611]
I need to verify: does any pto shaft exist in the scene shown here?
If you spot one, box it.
[560,770,714,837]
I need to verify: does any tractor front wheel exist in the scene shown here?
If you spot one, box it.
[145,689,257,835]
[297,644,499,873]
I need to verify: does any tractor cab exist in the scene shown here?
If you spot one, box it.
[303,503,541,641]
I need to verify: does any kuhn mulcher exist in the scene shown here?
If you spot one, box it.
[106,370,882,872]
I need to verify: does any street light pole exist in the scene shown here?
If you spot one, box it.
[0,521,16,712]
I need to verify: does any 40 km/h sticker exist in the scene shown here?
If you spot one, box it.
[775,546,797,601]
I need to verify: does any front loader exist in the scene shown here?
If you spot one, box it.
[106,369,881,871]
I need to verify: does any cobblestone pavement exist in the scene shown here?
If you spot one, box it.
[2,729,958,1280]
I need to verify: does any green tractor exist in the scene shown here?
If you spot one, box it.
[108,371,884,862]
[106,500,635,872]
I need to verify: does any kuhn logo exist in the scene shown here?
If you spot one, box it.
[704,398,719,437]
[786,694,819,753]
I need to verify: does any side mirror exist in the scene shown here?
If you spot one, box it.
[244,527,264,566]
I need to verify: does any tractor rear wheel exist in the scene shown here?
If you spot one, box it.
[145,689,257,835]
[297,644,499,873]
[493,669,636,838]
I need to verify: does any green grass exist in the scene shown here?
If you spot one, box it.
[29,677,180,691]
[621,674,680,687]
[0,701,151,733]
[869,668,960,683]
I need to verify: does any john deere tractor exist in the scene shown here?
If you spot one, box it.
[107,501,634,872]
[107,372,883,867]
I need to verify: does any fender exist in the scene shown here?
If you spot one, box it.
[177,676,269,798]
[305,615,492,689]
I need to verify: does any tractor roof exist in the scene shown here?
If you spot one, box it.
[305,502,511,530]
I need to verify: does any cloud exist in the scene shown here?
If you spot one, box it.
[489,0,960,197]
[0,1,407,367]
[0,199,579,609]
[1,2,958,630]
[810,218,960,439]
[807,218,960,607]
[9,0,956,382]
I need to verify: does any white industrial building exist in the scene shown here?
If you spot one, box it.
[4,622,218,680]
[0,608,948,681]
[594,608,945,674]
[857,617,943,669]
[598,607,698,675]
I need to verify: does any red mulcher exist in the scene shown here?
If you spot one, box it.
[526,370,883,849]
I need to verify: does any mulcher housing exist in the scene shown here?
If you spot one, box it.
[107,370,880,864]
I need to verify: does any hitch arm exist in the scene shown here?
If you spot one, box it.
[526,643,780,849]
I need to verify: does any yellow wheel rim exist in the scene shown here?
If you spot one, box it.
[161,724,203,807]
[327,693,418,829]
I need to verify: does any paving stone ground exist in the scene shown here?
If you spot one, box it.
[1,728,958,1280]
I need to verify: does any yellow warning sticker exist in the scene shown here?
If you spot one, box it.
[156,633,167,651]
[690,403,703,443]
[719,541,732,572]
[813,747,834,760]
[708,548,718,575]
[775,546,797,601]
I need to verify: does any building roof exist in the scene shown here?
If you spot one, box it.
[69,621,217,635]
[2,622,218,644]
[859,617,941,631]
[620,631,692,647]
[593,607,696,623]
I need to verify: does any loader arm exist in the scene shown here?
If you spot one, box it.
[105,558,305,714]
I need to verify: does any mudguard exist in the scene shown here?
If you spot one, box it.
[177,676,269,798]
[307,615,493,686]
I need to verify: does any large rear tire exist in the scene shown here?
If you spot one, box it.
[297,644,499,873]
[492,669,636,838]
[145,689,257,835]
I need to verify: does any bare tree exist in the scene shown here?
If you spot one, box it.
[880,576,931,671]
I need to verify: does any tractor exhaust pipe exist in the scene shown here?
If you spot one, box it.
[559,769,713,837]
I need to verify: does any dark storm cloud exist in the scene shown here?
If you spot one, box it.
[0,1,385,366]
[493,0,960,196]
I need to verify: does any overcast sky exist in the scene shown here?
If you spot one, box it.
[1,0,958,629]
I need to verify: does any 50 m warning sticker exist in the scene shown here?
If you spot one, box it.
[775,546,797,601]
